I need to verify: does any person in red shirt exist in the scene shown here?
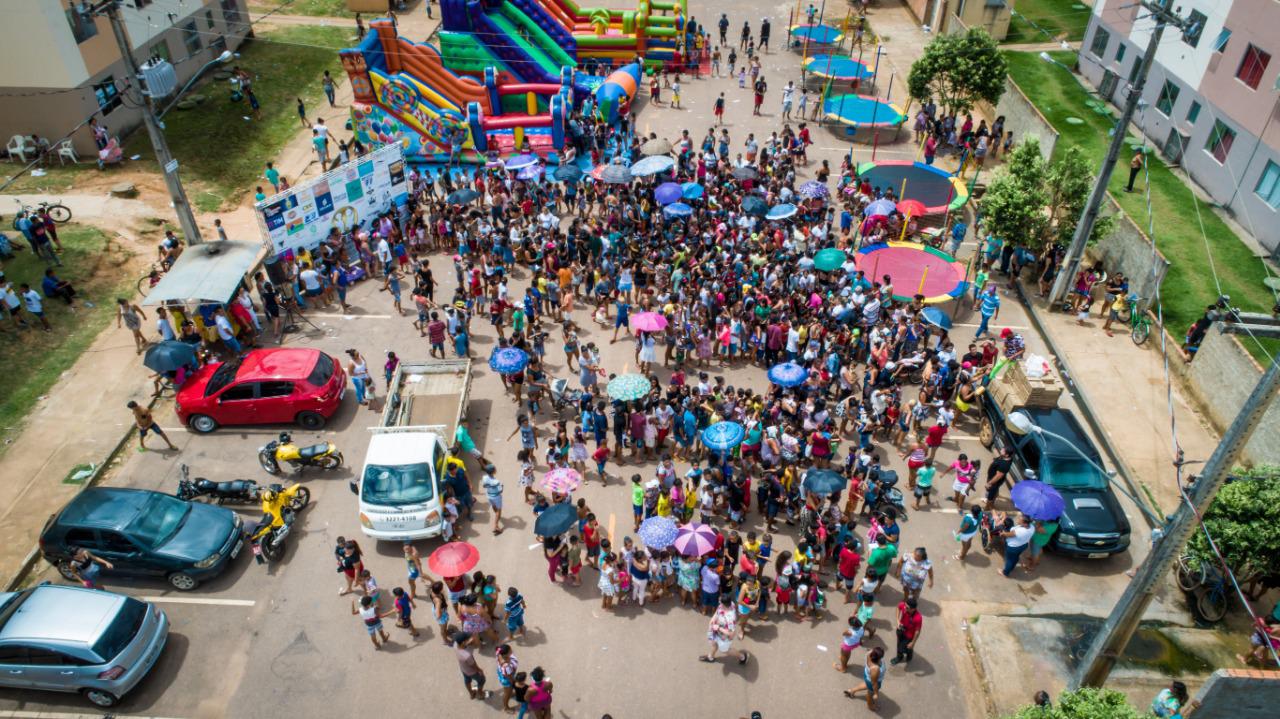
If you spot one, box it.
[583,514,602,567]
[892,597,923,665]
[836,537,863,602]
[797,123,812,165]
[924,420,947,462]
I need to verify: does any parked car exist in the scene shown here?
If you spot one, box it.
[40,488,244,590]
[175,348,346,434]
[0,584,168,707]
[979,404,1131,557]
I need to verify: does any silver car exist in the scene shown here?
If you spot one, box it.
[0,584,168,707]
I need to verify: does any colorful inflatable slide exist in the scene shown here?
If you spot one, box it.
[341,0,685,162]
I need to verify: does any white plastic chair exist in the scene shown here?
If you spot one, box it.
[55,139,79,165]
[6,135,32,162]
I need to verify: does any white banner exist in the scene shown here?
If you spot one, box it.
[255,143,409,257]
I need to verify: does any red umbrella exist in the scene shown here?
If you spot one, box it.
[897,199,927,218]
[428,541,479,577]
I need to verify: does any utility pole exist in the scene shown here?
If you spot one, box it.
[1072,353,1280,688]
[1048,0,1186,307]
[92,0,204,245]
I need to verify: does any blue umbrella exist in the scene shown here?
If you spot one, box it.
[741,195,768,216]
[921,307,953,331]
[803,469,847,496]
[799,180,830,200]
[607,373,651,401]
[768,361,810,387]
[534,503,578,537]
[488,347,529,375]
[143,340,198,373]
[630,155,676,177]
[681,182,704,200]
[663,202,693,218]
[655,182,683,205]
[553,164,583,182]
[701,421,746,451]
[864,198,895,216]
[1010,480,1066,521]
[766,203,798,220]
[504,154,539,170]
[638,516,679,549]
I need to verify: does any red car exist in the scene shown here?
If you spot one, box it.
[175,349,346,434]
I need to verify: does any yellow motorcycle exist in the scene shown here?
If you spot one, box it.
[258,432,343,475]
[249,483,311,563]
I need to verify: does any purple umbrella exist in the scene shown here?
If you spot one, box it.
[517,164,544,181]
[673,522,718,557]
[654,182,683,205]
[1010,480,1065,521]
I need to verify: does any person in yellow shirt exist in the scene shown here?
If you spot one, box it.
[656,492,672,518]
[1102,292,1127,337]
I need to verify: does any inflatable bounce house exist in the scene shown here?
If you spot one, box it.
[340,0,687,162]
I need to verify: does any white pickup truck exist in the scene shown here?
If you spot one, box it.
[352,359,472,541]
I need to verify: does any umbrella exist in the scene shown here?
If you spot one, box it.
[813,247,847,272]
[673,522,718,557]
[553,164,583,182]
[921,307,953,331]
[630,311,668,332]
[654,182,684,205]
[541,467,583,494]
[767,361,810,387]
[504,153,539,170]
[803,468,847,497]
[799,180,830,200]
[630,155,676,177]
[143,340,198,373]
[534,503,578,537]
[517,164,544,181]
[731,166,758,180]
[488,346,529,375]
[427,542,480,577]
[1010,480,1066,521]
[897,199,927,217]
[638,516,679,549]
[741,195,768,216]
[606,373,651,401]
[446,188,481,205]
[663,202,693,218]
[864,198,895,216]
[701,421,746,451]
[766,203,798,221]
[641,137,673,155]
[681,182,704,200]
[596,164,634,184]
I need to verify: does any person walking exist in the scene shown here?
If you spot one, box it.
[1125,149,1144,192]
[452,632,490,700]
[322,70,337,107]
[526,666,554,718]
[496,644,520,711]
[117,298,147,353]
[700,595,749,665]
[844,645,886,710]
[998,513,1035,578]
[953,505,982,562]
[352,595,393,649]
[481,463,504,534]
[891,596,923,665]
[895,547,933,603]
[403,541,427,597]
[346,348,374,407]
[128,400,175,452]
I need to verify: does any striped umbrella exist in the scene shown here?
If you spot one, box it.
[701,421,746,451]
[541,467,583,494]
[606,373,651,401]
[673,522,718,557]
[638,516,679,549]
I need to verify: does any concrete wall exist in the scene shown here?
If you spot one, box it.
[994,77,1057,162]
[1086,195,1170,309]
[955,0,1009,41]
[1191,669,1280,719]
[1181,324,1280,466]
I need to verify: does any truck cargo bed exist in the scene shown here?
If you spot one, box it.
[379,360,472,439]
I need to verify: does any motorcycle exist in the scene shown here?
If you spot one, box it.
[176,464,261,504]
[863,468,908,521]
[979,510,1012,554]
[258,432,343,475]
[248,483,311,563]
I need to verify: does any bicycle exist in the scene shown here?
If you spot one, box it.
[1116,293,1151,346]
[1176,552,1229,623]
[14,198,72,224]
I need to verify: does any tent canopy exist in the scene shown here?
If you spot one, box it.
[142,241,261,306]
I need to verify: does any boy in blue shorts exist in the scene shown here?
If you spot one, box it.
[392,586,418,638]
[631,474,644,531]
[504,586,527,639]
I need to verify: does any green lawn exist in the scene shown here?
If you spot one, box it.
[125,25,352,205]
[1004,0,1092,45]
[0,226,137,452]
[248,0,355,18]
[0,162,90,194]
[1004,51,1280,363]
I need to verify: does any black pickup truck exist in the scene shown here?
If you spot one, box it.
[978,403,1131,557]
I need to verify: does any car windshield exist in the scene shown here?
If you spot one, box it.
[362,463,436,507]
[90,597,146,662]
[1045,457,1108,490]
[127,494,191,548]
[307,353,334,386]
[204,358,243,396]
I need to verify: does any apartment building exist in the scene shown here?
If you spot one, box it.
[0,0,251,157]
[1079,0,1280,255]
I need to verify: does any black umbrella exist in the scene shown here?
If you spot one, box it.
[533,503,577,537]
[731,166,759,180]
[446,188,481,205]
[802,469,847,497]
[143,340,198,373]
[742,195,768,216]
[553,164,583,183]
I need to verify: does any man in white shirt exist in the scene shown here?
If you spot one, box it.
[376,235,392,276]
[298,263,323,301]
[214,307,241,355]
[156,306,176,342]
[20,283,50,331]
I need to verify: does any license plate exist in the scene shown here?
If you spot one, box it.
[1087,552,1109,559]
[229,539,244,559]
[339,386,346,400]
[251,543,262,557]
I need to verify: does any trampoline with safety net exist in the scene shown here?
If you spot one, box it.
[854,242,968,305]
[856,160,968,216]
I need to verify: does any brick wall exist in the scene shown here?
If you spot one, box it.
[1181,326,1280,467]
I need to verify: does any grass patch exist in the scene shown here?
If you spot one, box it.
[193,190,225,213]
[124,25,351,204]
[1005,50,1280,363]
[0,162,92,195]
[248,0,356,18]
[1004,0,1092,45]
[0,225,137,452]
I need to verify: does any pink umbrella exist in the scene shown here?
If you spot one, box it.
[540,467,583,494]
[630,311,668,333]
[673,522,719,557]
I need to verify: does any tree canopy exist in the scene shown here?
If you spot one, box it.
[908,28,1009,115]
[1002,688,1144,719]
[980,137,1048,249]
[1187,465,1280,590]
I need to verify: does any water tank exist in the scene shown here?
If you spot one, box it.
[139,58,178,98]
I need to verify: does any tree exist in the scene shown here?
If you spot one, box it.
[908,28,1009,115]
[1044,145,1113,248]
[1002,688,1144,719]
[979,138,1048,250]
[1186,465,1280,596]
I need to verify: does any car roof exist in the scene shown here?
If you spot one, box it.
[365,432,438,467]
[1021,408,1102,462]
[56,487,153,530]
[0,585,123,646]
[235,348,322,381]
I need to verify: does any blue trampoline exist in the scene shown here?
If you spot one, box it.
[824,95,907,129]
[790,24,844,45]
[804,55,875,82]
